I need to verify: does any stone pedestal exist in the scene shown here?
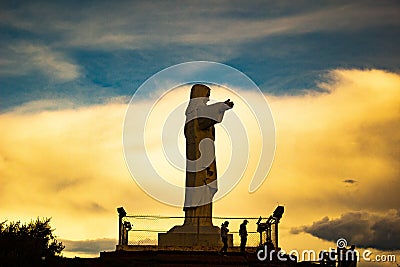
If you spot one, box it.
[158,224,233,249]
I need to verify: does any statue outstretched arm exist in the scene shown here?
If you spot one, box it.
[197,100,234,130]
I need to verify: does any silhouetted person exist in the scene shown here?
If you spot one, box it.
[219,221,229,255]
[239,219,248,253]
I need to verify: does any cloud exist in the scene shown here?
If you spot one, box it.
[0,98,184,242]
[1,0,399,110]
[290,210,400,251]
[212,69,400,254]
[3,43,80,81]
[4,99,78,113]
[343,179,357,184]
[61,238,117,254]
[260,69,400,212]
[60,237,155,256]
[0,68,398,253]
[1,1,398,50]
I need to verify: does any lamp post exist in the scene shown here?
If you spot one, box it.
[117,207,127,246]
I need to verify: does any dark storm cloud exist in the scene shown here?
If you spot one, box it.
[61,238,117,254]
[291,210,400,251]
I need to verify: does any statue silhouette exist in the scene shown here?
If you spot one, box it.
[183,84,233,226]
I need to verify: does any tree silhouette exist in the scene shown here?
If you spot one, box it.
[0,217,64,267]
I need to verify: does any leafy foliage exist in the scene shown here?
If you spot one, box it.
[0,217,64,266]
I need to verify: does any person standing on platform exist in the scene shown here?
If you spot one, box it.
[219,221,229,255]
[239,219,248,253]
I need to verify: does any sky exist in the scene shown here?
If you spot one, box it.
[0,0,399,265]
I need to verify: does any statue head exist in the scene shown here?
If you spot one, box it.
[190,84,211,100]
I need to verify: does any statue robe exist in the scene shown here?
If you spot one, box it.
[184,98,231,226]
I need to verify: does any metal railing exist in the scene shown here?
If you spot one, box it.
[121,215,273,247]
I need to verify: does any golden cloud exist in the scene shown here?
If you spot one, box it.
[0,69,398,255]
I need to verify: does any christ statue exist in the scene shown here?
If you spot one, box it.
[183,84,234,226]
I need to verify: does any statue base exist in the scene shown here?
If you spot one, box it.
[158,224,233,249]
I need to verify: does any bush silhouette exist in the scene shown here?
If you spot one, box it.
[0,217,64,266]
